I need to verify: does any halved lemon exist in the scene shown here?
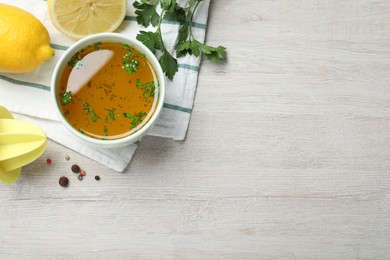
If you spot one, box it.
[48,0,127,40]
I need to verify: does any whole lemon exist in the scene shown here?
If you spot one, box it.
[0,4,55,73]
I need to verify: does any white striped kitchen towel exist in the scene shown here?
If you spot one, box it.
[0,0,210,172]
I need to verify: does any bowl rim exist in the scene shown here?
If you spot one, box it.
[51,32,165,147]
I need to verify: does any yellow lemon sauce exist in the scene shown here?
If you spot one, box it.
[58,42,158,140]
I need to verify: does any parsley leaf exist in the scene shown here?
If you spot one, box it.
[200,45,227,62]
[163,3,186,22]
[159,50,178,80]
[133,1,160,27]
[161,0,174,10]
[177,20,190,44]
[189,0,202,6]
[176,39,227,62]
[136,31,161,54]
[175,40,192,58]
[133,0,226,80]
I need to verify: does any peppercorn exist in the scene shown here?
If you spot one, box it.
[65,155,70,161]
[71,164,80,173]
[95,175,100,181]
[59,176,69,187]
[46,158,52,165]
[77,175,83,181]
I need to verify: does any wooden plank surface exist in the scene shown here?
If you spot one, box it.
[1,0,390,259]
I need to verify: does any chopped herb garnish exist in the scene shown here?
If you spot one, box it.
[94,41,102,50]
[123,51,135,62]
[122,51,139,74]
[123,112,135,119]
[136,79,156,98]
[60,91,72,105]
[123,59,139,74]
[82,102,89,110]
[105,109,116,122]
[136,111,147,118]
[71,58,80,66]
[123,111,147,129]
[103,126,109,136]
[68,52,83,67]
[83,102,100,122]
[122,44,131,50]
[68,60,77,67]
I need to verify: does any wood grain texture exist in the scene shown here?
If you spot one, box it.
[1,0,390,259]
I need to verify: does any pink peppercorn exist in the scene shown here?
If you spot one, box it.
[79,170,86,176]
[46,158,52,165]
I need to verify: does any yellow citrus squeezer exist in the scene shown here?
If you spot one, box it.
[0,106,47,184]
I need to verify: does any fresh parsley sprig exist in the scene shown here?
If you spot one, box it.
[134,0,227,80]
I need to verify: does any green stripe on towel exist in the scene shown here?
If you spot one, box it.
[178,63,199,72]
[0,75,50,91]
[50,43,68,50]
[163,103,192,113]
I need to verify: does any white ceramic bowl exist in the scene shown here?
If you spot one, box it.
[51,33,165,148]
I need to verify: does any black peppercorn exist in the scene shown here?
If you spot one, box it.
[59,176,69,187]
[95,175,100,181]
[71,164,80,173]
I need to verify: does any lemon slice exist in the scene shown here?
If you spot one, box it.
[48,0,127,40]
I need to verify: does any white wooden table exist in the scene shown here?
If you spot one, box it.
[1,0,390,258]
